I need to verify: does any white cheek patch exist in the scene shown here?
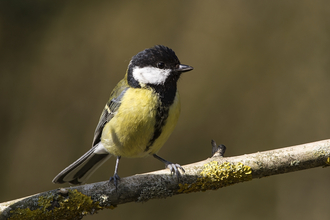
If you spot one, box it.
[132,66,171,85]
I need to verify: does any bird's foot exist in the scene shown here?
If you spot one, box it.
[108,173,120,188]
[165,162,185,178]
[153,154,185,179]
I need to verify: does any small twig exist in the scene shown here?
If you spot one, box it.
[211,140,227,157]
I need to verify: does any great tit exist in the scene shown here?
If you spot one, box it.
[52,45,193,187]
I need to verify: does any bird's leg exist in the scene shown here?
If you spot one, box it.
[153,154,185,178]
[109,156,121,188]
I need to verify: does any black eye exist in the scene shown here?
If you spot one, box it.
[157,62,165,69]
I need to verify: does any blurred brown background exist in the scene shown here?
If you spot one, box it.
[1,1,330,219]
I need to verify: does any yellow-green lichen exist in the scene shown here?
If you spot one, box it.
[326,157,330,165]
[178,161,252,193]
[8,189,115,220]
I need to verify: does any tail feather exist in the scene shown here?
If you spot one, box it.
[52,143,111,184]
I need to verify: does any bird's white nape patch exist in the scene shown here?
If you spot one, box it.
[132,66,171,85]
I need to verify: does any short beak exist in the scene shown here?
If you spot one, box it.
[176,64,194,73]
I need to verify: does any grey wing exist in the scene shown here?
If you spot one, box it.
[92,86,129,146]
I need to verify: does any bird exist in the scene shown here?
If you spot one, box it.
[52,45,193,187]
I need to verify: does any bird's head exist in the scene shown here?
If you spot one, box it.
[127,45,193,88]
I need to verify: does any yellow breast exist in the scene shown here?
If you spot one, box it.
[101,87,180,158]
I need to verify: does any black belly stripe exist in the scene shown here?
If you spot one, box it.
[143,83,177,152]
[145,104,169,152]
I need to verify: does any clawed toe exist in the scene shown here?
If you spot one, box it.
[108,173,120,188]
[166,163,185,178]
[153,154,185,179]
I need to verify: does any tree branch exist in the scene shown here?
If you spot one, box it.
[1,139,330,220]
